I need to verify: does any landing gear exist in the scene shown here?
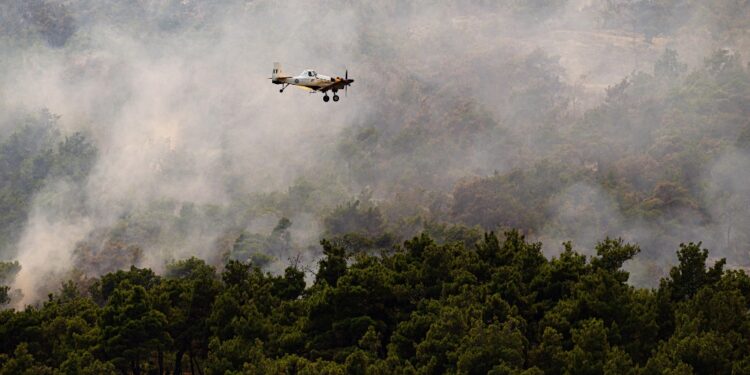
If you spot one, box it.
[332,94,339,102]
[279,83,290,93]
[323,95,330,102]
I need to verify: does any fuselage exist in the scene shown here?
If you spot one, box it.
[273,69,337,90]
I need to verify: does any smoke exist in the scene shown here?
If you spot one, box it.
[13,208,93,304]
[1,0,748,305]
[704,148,750,267]
[535,182,698,287]
[537,182,623,256]
[537,147,750,287]
[3,1,365,306]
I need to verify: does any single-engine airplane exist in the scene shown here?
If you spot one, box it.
[270,62,354,102]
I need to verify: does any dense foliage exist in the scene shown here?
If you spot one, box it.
[1,231,748,374]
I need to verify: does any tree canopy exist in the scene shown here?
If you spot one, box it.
[0,231,748,374]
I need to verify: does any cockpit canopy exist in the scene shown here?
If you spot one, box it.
[301,69,317,77]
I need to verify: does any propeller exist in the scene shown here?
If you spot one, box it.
[345,69,349,96]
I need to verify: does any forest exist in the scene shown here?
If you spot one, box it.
[2,0,750,373]
[2,231,749,374]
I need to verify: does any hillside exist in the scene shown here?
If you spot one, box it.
[1,0,750,373]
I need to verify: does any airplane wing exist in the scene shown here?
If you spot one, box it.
[317,79,350,93]
[293,85,314,92]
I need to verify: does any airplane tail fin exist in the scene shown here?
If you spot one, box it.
[272,62,283,80]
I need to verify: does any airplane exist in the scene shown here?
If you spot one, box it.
[270,62,354,102]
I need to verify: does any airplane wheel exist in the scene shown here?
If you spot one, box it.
[332,95,339,102]
[323,95,330,102]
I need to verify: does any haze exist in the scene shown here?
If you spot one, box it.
[1,0,749,307]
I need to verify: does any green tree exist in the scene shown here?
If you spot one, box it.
[315,239,348,287]
[99,281,170,375]
[0,343,53,375]
[56,351,116,375]
[272,266,306,300]
[455,320,526,375]
[565,319,610,375]
[414,306,468,373]
[661,242,725,303]
[160,257,220,375]
[528,327,566,375]
[89,266,159,306]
